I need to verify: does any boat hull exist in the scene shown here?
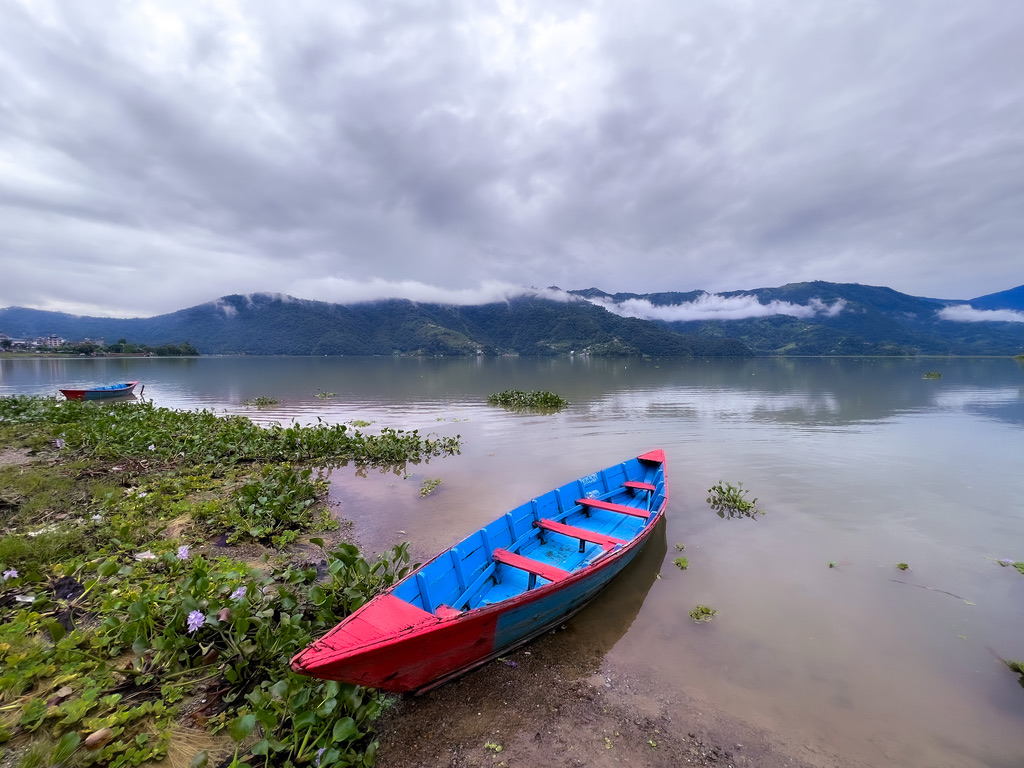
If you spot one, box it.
[59,382,138,400]
[292,450,668,693]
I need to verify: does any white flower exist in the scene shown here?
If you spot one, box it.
[134,550,157,561]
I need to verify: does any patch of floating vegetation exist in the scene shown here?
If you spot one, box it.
[486,390,569,411]
[419,478,442,497]
[242,396,279,408]
[688,605,717,623]
[673,556,689,570]
[896,562,910,571]
[922,371,942,379]
[707,481,765,520]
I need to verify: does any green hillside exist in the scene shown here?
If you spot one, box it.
[2,282,1022,357]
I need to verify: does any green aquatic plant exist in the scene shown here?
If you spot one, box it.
[1004,659,1024,688]
[922,371,942,380]
[486,390,569,411]
[828,561,837,568]
[688,605,717,623]
[706,481,764,520]
[995,559,1024,575]
[226,465,334,547]
[896,562,910,571]
[674,543,685,551]
[315,391,337,399]
[242,396,279,408]
[419,478,442,497]
[673,556,689,570]
[0,397,459,466]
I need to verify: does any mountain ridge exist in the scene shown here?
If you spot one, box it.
[2,282,1022,357]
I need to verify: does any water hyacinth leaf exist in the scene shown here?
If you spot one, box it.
[45,619,66,642]
[318,697,337,716]
[230,713,257,742]
[97,559,119,577]
[190,751,210,768]
[292,710,317,730]
[332,716,359,742]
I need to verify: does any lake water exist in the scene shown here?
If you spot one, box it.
[3,355,1023,766]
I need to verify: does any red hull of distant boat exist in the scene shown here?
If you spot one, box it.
[59,381,138,401]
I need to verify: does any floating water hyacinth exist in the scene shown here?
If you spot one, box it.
[2,569,18,581]
[177,545,191,560]
[186,610,205,633]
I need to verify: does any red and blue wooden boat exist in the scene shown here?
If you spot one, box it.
[291,449,668,693]
[59,381,138,401]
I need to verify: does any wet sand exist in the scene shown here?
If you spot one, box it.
[375,626,858,768]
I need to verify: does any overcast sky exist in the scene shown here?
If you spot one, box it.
[2,0,1022,318]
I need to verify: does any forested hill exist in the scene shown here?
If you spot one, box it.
[2,281,1022,356]
[573,281,1024,356]
[0,294,752,357]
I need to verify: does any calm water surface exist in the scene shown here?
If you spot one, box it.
[3,356,1023,766]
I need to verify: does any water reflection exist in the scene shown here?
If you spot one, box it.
[3,356,1022,428]
[558,517,668,676]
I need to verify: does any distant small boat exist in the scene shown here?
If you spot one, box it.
[291,449,668,693]
[59,381,138,401]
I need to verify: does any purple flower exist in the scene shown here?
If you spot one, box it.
[230,586,248,601]
[315,748,325,767]
[2,569,18,581]
[55,438,65,449]
[186,610,205,633]
[148,444,156,451]
[177,545,190,560]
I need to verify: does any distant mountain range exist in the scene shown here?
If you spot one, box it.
[2,282,1022,357]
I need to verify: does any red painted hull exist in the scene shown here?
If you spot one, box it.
[292,450,668,693]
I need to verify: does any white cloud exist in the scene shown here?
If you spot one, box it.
[937,305,1024,323]
[586,293,847,322]
[284,277,571,306]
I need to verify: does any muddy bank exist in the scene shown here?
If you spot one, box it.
[375,626,859,768]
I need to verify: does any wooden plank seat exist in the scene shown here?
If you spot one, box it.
[623,480,656,492]
[576,498,651,519]
[492,548,569,590]
[533,518,626,553]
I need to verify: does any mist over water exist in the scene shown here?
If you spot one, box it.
[4,355,1023,766]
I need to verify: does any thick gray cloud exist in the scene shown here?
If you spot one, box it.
[1,0,1022,317]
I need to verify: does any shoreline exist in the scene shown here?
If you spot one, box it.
[373,625,849,768]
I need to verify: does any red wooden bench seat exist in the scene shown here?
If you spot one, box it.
[576,498,651,519]
[533,518,626,552]
[623,480,656,492]
[492,548,569,588]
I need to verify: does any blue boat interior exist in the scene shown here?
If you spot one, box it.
[392,456,666,615]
